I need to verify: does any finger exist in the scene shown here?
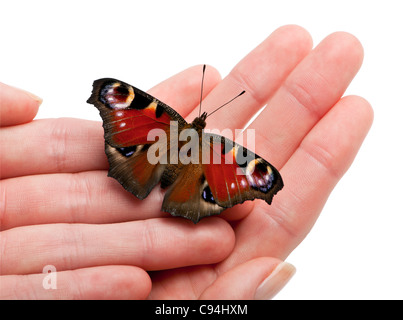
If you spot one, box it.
[0,266,151,299]
[0,65,221,179]
[0,217,234,275]
[268,95,374,255]
[148,258,294,299]
[214,33,365,224]
[200,258,295,300]
[0,118,106,179]
[186,25,313,132]
[0,171,166,230]
[249,32,364,167]
[0,82,42,127]
[219,95,373,271]
[148,64,221,115]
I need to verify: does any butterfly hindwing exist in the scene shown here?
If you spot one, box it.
[162,163,224,223]
[104,142,166,199]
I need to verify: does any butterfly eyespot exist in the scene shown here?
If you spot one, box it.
[245,159,274,194]
[100,82,135,110]
[202,185,216,204]
[117,146,138,157]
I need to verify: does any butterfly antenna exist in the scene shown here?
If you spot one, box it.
[199,64,207,118]
[206,90,246,119]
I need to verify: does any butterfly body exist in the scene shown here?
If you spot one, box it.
[88,77,283,223]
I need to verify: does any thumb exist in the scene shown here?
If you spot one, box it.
[199,257,296,300]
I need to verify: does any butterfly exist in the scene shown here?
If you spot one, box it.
[87,66,283,223]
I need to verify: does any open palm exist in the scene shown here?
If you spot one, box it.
[0,25,372,299]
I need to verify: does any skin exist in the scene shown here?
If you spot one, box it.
[0,25,373,299]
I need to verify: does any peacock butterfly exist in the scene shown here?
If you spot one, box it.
[87,66,283,223]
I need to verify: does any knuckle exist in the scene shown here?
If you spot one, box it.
[228,70,265,106]
[300,139,342,180]
[283,72,329,121]
[47,118,70,172]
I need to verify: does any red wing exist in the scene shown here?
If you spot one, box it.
[87,78,187,147]
[201,133,283,208]
[87,78,188,199]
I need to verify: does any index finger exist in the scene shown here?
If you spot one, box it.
[0,66,221,179]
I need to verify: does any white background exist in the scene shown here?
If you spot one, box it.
[1,0,402,299]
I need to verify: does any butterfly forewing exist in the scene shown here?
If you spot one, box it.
[88,78,186,147]
[201,133,283,209]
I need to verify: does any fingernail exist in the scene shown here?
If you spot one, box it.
[23,89,43,106]
[8,83,43,106]
[254,262,296,300]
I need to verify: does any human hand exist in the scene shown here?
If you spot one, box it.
[0,25,372,299]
